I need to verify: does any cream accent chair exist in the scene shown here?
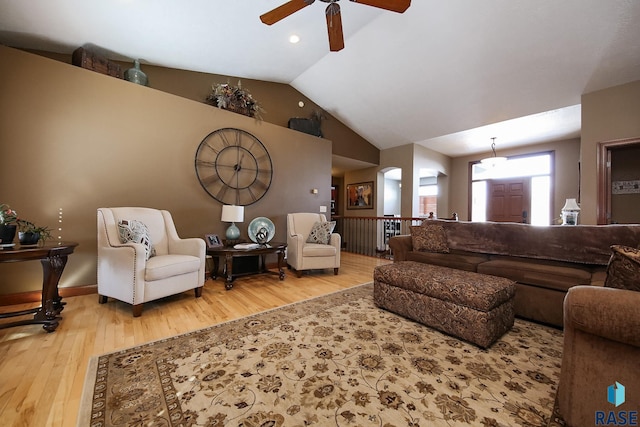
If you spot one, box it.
[97,207,206,317]
[287,213,340,277]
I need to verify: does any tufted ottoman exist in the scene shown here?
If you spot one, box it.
[374,261,516,348]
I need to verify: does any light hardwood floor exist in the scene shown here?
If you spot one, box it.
[0,252,391,427]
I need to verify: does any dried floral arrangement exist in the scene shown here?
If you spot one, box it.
[205,80,264,119]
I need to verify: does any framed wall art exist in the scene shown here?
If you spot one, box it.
[346,181,374,209]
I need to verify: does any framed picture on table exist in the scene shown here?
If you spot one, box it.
[204,234,223,249]
[346,181,374,209]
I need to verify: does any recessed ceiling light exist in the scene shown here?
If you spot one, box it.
[289,34,300,44]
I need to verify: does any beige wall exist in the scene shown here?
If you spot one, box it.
[581,80,640,224]
[0,46,333,294]
[29,49,380,166]
[341,144,451,219]
[412,145,451,218]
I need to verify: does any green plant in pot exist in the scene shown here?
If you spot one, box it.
[0,203,19,245]
[17,219,52,245]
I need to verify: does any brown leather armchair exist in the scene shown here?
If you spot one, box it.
[557,285,640,426]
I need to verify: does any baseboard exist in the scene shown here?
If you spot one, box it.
[0,284,97,306]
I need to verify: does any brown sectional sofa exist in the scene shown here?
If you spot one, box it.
[388,220,640,327]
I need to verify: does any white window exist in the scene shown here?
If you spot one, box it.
[471,153,552,225]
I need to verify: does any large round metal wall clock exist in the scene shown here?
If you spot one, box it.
[195,128,273,206]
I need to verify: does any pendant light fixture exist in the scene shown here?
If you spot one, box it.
[480,137,507,168]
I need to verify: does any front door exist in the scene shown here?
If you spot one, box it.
[487,178,530,223]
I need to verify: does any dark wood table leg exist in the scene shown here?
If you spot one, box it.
[277,249,285,280]
[37,253,68,332]
[211,256,219,280]
[260,254,267,273]
[224,253,234,290]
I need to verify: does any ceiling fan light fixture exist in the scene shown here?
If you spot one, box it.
[260,0,410,52]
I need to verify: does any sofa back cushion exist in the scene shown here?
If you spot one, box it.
[410,223,449,253]
[432,220,640,265]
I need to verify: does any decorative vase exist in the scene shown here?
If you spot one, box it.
[124,59,149,86]
[0,224,17,244]
[18,231,40,245]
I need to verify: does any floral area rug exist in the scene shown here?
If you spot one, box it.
[78,283,563,427]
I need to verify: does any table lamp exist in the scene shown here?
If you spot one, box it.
[221,205,244,241]
[561,198,581,225]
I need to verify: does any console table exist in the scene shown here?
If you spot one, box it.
[207,242,287,290]
[0,242,78,332]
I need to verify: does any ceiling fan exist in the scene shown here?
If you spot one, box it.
[260,0,411,52]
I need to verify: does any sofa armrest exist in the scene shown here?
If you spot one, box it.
[564,285,640,347]
[389,235,412,262]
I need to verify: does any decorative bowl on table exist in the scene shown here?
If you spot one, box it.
[248,217,275,245]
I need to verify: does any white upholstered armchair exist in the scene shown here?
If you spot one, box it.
[286,213,340,277]
[97,207,206,317]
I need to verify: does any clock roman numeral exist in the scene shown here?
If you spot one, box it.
[196,159,215,167]
[234,129,243,147]
[243,187,258,203]
[253,178,268,191]
[218,132,232,147]
[206,140,222,154]
[200,174,220,186]
[216,185,230,201]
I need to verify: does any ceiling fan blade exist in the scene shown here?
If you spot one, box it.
[326,3,344,52]
[349,0,410,13]
[260,0,315,25]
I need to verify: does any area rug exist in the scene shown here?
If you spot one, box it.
[78,283,564,427]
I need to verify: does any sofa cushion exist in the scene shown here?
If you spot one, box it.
[477,257,593,292]
[407,249,488,272]
[144,254,200,281]
[374,261,515,312]
[435,220,640,265]
[604,245,640,292]
[590,269,608,287]
[306,221,335,245]
[302,243,337,257]
[118,219,156,260]
[410,223,449,253]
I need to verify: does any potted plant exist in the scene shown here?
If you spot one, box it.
[17,219,52,245]
[205,80,264,119]
[0,203,19,245]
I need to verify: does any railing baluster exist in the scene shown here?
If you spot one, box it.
[332,215,425,259]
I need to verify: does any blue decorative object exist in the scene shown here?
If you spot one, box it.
[226,223,240,241]
[125,59,149,86]
[248,217,275,244]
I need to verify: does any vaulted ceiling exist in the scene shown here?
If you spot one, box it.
[1,0,639,157]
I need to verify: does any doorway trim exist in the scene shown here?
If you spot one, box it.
[597,137,640,224]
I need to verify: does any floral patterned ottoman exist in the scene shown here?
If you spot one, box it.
[373,261,516,348]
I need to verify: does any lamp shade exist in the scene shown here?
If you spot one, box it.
[562,198,581,211]
[480,138,506,168]
[221,205,244,223]
[480,156,507,167]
